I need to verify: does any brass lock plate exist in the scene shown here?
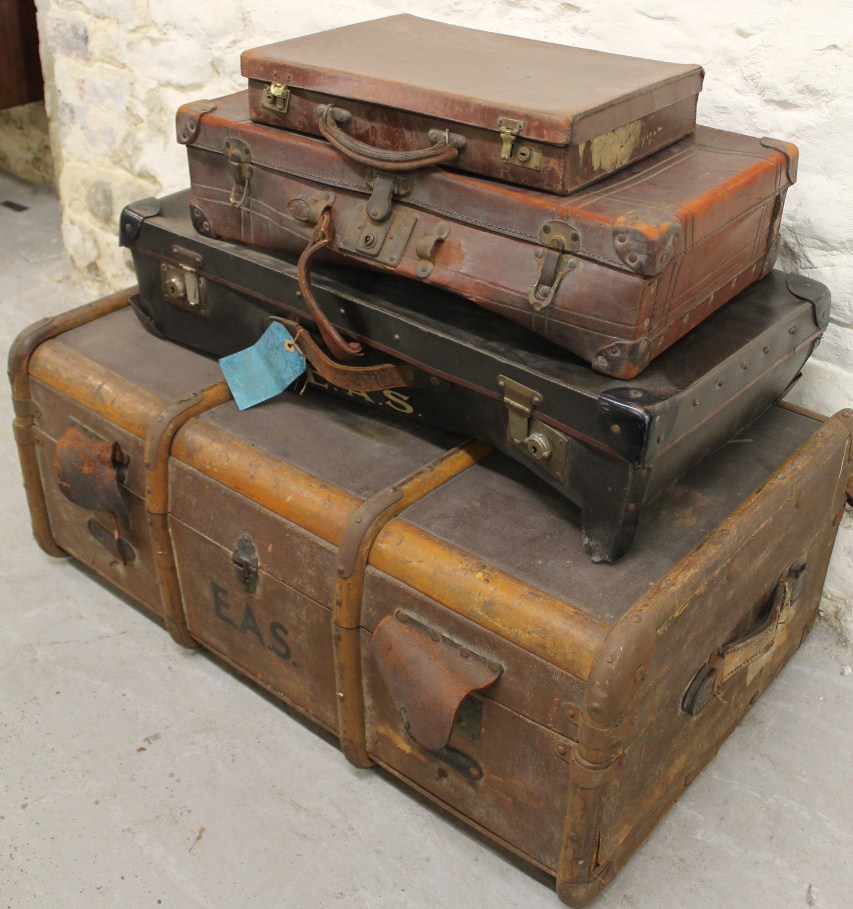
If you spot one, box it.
[160,246,209,317]
[498,374,569,484]
[338,203,417,268]
[261,82,290,114]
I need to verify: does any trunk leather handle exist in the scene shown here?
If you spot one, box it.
[54,425,131,562]
[683,567,801,716]
[296,209,362,361]
[318,104,463,172]
[371,613,502,754]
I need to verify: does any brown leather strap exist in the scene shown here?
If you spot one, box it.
[296,210,362,361]
[714,578,792,686]
[318,105,461,172]
[292,327,412,392]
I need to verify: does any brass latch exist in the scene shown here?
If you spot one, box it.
[529,220,581,311]
[225,137,252,208]
[498,375,569,483]
[161,245,208,317]
[262,82,290,114]
[497,117,523,161]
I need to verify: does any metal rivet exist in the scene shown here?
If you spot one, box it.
[468,767,483,780]
[431,631,441,642]
[789,326,798,334]
[635,667,646,683]
[337,692,345,701]
[556,743,567,755]
[459,648,470,659]
[610,424,621,434]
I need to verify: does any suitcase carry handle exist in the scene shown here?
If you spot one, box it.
[297,209,363,360]
[318,104,464,172]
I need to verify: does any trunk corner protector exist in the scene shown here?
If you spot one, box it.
[785,273,831,330]
[119,197,162,247]
[760,137,799,185]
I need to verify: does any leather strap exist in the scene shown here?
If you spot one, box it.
[296,210,362,361]
[292,327,413,393]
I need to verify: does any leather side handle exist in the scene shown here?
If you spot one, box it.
[371,613,502,753]
[713,578,791,686]
[54,425,129,526]
[318,104,463,172]
[682,566,802,716]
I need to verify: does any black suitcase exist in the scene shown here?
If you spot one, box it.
[122,192,829,561]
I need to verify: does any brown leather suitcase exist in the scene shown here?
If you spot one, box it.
[12,292,853,906]
[179,91,797,378]
[240,15,704,195]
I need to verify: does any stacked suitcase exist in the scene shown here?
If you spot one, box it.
[11,15,852,908]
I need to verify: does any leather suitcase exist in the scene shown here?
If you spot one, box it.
[178,91,797,378]
[122,190,828,562]
[11,294,853,906]
[240,14,704,195]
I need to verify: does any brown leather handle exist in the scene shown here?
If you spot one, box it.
[291,327,413,392]
[714,577,793,687]
[318,104,462,172]
[296,210,362,361]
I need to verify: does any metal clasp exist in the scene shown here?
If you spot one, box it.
[161,245,207,316]
[497,117,523,161]
[225,137,252,208]
[497,375,569,483]
[529,220,581,311]
[262,82,290,114]
[231,534,259,594]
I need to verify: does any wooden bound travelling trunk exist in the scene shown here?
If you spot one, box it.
[240,15,704,195]
[123,190,828,562]
[178,91,797,378]
[11,293,853,906]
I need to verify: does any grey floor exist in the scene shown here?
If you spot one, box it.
[1,171,851,909]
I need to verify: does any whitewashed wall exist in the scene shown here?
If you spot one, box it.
[34,0,853,639]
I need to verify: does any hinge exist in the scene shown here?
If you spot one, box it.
[262,82,291,114]
[529,220,580,311]
[161,245,208,317]
[497,117,523,161]
[231,534,259,594]
[497,375,569,484]
[225,137,253,208]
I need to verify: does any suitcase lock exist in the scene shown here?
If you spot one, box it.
[498,375,570,484]
[529,221,580,311]
[225,138,253,208]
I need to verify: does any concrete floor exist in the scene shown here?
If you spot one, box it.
[1,171,851,909]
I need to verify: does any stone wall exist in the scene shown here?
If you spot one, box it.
[33,0,853,640]
[0,101,53,184]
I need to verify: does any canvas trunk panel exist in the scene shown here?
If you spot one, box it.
[177,91,795,377]
[10,298,853,905]
[10,298,853,906]
[240,15,704,195]
[123,190,827,561]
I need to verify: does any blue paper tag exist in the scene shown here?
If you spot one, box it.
[219,322,307,410]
